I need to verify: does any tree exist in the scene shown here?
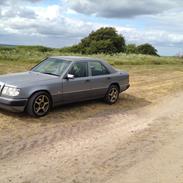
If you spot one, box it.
[126,44,137,54]
[72,27,126,54]
[137,43,158,56]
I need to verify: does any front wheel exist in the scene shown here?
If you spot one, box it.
[104,85,119,104]
[26,92,51,117]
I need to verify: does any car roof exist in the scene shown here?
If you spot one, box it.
[49,56,103,62]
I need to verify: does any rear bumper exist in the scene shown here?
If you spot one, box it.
[0,97,28,112]
[120,84,130,93]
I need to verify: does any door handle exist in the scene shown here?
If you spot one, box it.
[107,77,111,80]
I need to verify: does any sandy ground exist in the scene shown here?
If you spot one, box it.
[0,65,183,183]
[0,91,183,183]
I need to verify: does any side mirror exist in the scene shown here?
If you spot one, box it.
[66,74,74,79]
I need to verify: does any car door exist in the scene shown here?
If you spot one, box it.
[88,61,111,98]
[62,61,91,103]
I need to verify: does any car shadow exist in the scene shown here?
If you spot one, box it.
[0,93,151,123]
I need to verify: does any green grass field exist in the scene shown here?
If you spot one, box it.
[0,46,183,74]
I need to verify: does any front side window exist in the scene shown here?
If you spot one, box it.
[32,58,71,76]
[68,62,88,78]
[89,61,110,76]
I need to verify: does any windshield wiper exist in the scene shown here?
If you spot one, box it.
[42,72,60,76]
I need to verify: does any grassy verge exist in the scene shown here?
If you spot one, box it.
[0,47,183,74]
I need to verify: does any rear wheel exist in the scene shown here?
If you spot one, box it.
[26,92,51,117]
[105,85,119,104]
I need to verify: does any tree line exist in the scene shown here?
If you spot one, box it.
[62,27,159,56]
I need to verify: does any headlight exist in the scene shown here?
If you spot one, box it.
[2,86,20,97]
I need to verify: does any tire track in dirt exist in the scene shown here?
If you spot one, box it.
[0,92,183,183]
[0,118,101,159]
[0,91,182,163]
[0,106,142,160]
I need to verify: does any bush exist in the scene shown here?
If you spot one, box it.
[126,44,138,54]
[70,27,126,54]
[137,43,159,56]
[0,47,15,51]
[16,46,53,52]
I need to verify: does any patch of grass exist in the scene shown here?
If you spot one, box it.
[99,54,183,65]
[0,46,183,70]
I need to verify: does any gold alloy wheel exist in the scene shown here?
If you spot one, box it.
[108,87,119,103]
[33,95,50,116]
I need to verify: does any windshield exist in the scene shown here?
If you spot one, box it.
[32,58,71,76]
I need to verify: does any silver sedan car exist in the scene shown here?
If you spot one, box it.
[0,56,130,117]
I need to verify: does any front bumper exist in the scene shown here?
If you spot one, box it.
[0,97,28,112]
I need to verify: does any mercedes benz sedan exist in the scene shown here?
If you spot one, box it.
[0,56,130,117]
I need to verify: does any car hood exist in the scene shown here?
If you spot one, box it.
[0,71,58,87]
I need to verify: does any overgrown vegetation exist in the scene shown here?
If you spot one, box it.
[0,45,182,75]
[68,27,126,54]
[62,27,158,56]
[137,44,159,56]
[125,43,159,56]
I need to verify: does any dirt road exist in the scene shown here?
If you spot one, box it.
[0,65,183,183]
[0,91,183,183]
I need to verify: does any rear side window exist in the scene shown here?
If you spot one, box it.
[68,62,88,78]
[89,61,110,76]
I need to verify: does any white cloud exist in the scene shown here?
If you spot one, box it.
[120,28,183,46]
[66,0,183,18]
[35,5,61,20]
[1,6,36,19]
[0,2,98,39]
[0,0,183,55]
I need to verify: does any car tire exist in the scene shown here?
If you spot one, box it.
[26,91,51,117]
[104,84,119,104]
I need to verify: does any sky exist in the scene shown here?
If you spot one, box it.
[0,0,183,56]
